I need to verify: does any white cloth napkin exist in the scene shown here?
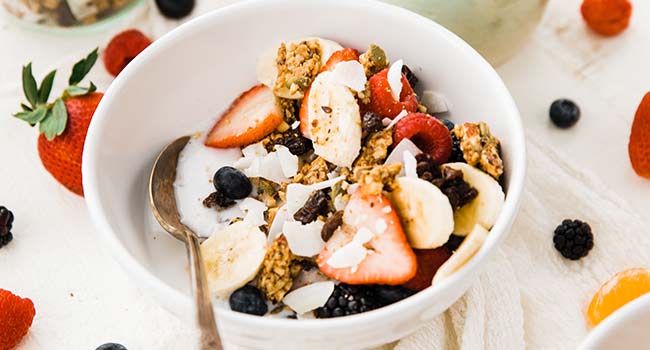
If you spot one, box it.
[58,2,650,349]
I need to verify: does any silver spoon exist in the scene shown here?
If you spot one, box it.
[149,136,221,349]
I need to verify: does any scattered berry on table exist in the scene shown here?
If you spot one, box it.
[393,113,452,165]
[202,190,235,209]
[213,166,252,200]
[629,92,650,179]
[96,343,127,350]
[315,284,380,318]
[587,268,650,326]
[229,285,268,316]
[0,206,14,248]
[155,0,195,19]
[549,99,581,128]
[401,65,419,89]
[553,219,594,260]
[0,289,36,350]
[103,29,152,77]
[372,285,415,305]
[581,0,632,36]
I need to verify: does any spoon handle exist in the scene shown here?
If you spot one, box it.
[186,232,222,349]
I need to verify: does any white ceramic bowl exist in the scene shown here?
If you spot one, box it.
[82,0,526,348]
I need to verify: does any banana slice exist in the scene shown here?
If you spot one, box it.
[444,162,505,236]
[305,72,361,167]
[388,177,454,249]
[201,221,267,297]
[433,224,488,284]
[256,37,343,88]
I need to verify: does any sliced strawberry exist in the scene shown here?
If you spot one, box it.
[317,187,417,285]
[299,85,311,137]
[365,68,418,118]
[205,84,283,148]
[321,48,360,72]
[403,248,452,291]
[629,92,650,178]
[393,113,452,165]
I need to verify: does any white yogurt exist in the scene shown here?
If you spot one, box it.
[173,135,242,238]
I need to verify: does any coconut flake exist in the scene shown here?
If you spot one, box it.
[333,195,349,211]
[330,61,367,92]
[267,205,288,243]
[387,59,404,101]
[242,142,268,158]
[291,121,301,129]
[421,90,449,113]
[286,176,345,215]
[385,139,423,177]
[238,198,267,227]
[283,281,335,314]
[274,145,299,178]
[326,228,375,269]
[347,183,360,195]
[403,150,418,179]
[283,221,325,257]
[384,109,409,129]
[375,219,388,234]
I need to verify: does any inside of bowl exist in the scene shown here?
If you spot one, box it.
[87,0,522,302]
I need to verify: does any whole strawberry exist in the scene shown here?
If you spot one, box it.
[0,289,36,350]
[14,49,102,196]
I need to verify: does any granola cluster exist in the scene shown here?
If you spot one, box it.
[453,122,504,179]
[293,156,334,185]
[353,129,393,168]
[274,40,322,99]
[352,163,402,195]
[9,0,132,26]
[258,236,303,303]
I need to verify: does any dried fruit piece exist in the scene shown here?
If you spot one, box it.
[581,0,632,36]
[293,190,330,224]
[0,289,36,350]
[629,92,650,179]
[393,113,452,165]
[103,29,152,76]
[587,268,650,326]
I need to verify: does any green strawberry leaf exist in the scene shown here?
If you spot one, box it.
[14,105,48,126]
[39,98,67,141]
[21,103,33,112]
[22,63,38,108]
[38,70,57,104]
[69,48,98,86]
[65,81,97,97]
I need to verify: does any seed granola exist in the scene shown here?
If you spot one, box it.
[353,129,393,168]
[352,163,402,195]
[453,122,504,179]
[257,235,303,303]
[274,40,322,99]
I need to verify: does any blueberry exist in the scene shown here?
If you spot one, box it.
[155,0,195,19]
[229,285,268,316]
[213,166,252,200]
[550,99,580,128]
[372,285,415,306]
[96,343,127,350]
[438,118,455,131]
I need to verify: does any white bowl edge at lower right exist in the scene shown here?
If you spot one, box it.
[579,293,650,350]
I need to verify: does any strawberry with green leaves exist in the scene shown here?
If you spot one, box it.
[14,49,103,196]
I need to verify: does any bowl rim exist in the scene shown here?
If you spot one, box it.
[83,0,527,330]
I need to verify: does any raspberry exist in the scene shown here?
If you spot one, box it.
[0,289,36,350]
[581,0,632,36]
[393,113,452,165]
[103,29,153,77]
[629,93,650,179]
[365,68,418,118]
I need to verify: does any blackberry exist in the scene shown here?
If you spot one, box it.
[553,219,594,260]
[293,190,330,224]
[229,285,268,316]
[438,119,465,163]
[438,118,455,131]
[550,99,580,128]
[213,166,252,200]
[315,284,380,318]
[202,190,235,209]
[401,65,418,88]
[96,344,127,350]
[0,206,14,248]
[361,112,384,139]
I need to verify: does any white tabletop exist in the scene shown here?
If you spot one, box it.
[1,0,649,349]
